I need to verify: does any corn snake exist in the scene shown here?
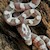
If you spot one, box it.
[3,0,50,50]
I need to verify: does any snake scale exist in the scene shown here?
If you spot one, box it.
[3,0,50,50]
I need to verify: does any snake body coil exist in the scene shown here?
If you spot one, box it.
[4,0,50,50]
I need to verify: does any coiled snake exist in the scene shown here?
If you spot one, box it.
[4,0,50,50]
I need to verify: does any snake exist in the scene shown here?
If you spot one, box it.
[14,0,41,11]
[3,0,50,50]
[40,35,50,49]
